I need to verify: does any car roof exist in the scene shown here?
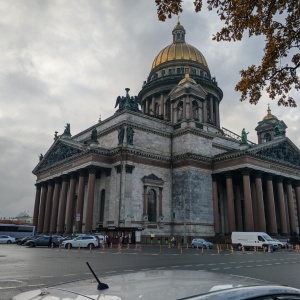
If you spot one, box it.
[14,270,297,300]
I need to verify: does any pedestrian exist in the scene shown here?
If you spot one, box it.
[48,235,53,248]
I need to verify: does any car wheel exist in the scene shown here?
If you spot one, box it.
[29,242,34,247]
[192,244,195,248]
[7,240,12,244]
[88,243,94,249]
[52,243,56,248]
[278,244,282,249]
[65,243,72,249]
[237,244,242,251]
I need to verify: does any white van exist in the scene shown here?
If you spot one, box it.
[231,232,278,251]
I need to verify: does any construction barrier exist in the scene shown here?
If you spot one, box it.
[118,243,122,254]
[230,245,234,255]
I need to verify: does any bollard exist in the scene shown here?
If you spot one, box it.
[217,245,220,255]
[59,244,61,251]
[268,245,272,253]
[139,244,142,254]
[89,244,92,252]
[118,243,122,254]
[68,243,71,252]
[51,243,54,250]
[226,244,229,250]
[263,245,266,253]
[197,244,199,250]
[230,245,234,255]
[180,246,183,255]
[254,246,257,254]
[186,243,189,249]
[168,242,171,249]
[101,242,105,253]
[127,243,130,250]
[242,246,245,254]
[200,246,204,255]
[78,245,81,252]
[110,242,112,249]
[160,244,162,255]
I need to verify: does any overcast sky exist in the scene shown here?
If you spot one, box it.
[0,0,299,218]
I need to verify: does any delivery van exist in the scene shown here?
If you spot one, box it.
[231,232,278,251]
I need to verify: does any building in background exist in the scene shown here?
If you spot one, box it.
[32,22,300,243]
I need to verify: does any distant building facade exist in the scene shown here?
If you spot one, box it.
[32,22,300,242]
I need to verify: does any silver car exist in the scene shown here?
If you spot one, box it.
[191,238,213,249]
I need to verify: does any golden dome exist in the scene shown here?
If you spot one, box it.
[151,42,208,70]
[263,104,278,121]
[151,22,208,70]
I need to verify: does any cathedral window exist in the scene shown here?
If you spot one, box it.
[169,68,174,75]
[177,68,181,74]
[161,70,165,76]
[191,68,196,75]
[264,132,272,142]
[147,189,157,222]
[200,70,203,77]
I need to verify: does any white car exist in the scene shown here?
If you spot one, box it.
[273,239,288,249]
[0,235,16,244]
[61,236,99,249]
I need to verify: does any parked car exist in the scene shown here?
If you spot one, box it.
[0,235,16,244]
[191,238,213,249]
[17,235,43,245]
[61,235,99,249]
[25,236,61,248]
[273,239,288,248]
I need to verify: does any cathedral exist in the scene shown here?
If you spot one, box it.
[32,22,300,243]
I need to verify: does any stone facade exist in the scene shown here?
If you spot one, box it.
[32,22,300,242]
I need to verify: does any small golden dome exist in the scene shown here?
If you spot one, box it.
[151,42,208,70]
[263,104,278,121]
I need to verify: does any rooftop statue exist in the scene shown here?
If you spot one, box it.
[274,120,285,136]
[241,128,249,144]
[115,88,141,113]
[91,127,98,143]
[64,123,71,135]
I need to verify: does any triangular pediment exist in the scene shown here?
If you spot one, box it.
[252,139,300,167]
[33,140,85,173]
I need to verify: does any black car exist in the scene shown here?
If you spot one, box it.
[25,236,61,248]
[18,235,43,245]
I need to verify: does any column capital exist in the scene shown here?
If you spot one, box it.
[78,168,86,176]
[69,172,77,179]
[104,168,111,177]
[285,178,293,185]
[294,181,300,188]
[212,174,219,181]
[265,173,273,181]
[125,164,135,174]
[253,170,263,178]
[240,168,251,176]
[275,176,284,183]
[224,172,232,179]
[47,179,54,187]
[35,183,41,189]
[114,164,122,174]
[62,174,69,181]
[87,165,98,174]
[41,181,48,188]
[53,177,61,184]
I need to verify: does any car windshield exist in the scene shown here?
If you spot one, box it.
[262,235,273,241]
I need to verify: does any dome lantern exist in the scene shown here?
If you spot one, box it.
[172,19,186,43]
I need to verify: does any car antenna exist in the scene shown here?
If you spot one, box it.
[86,262,109,290]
